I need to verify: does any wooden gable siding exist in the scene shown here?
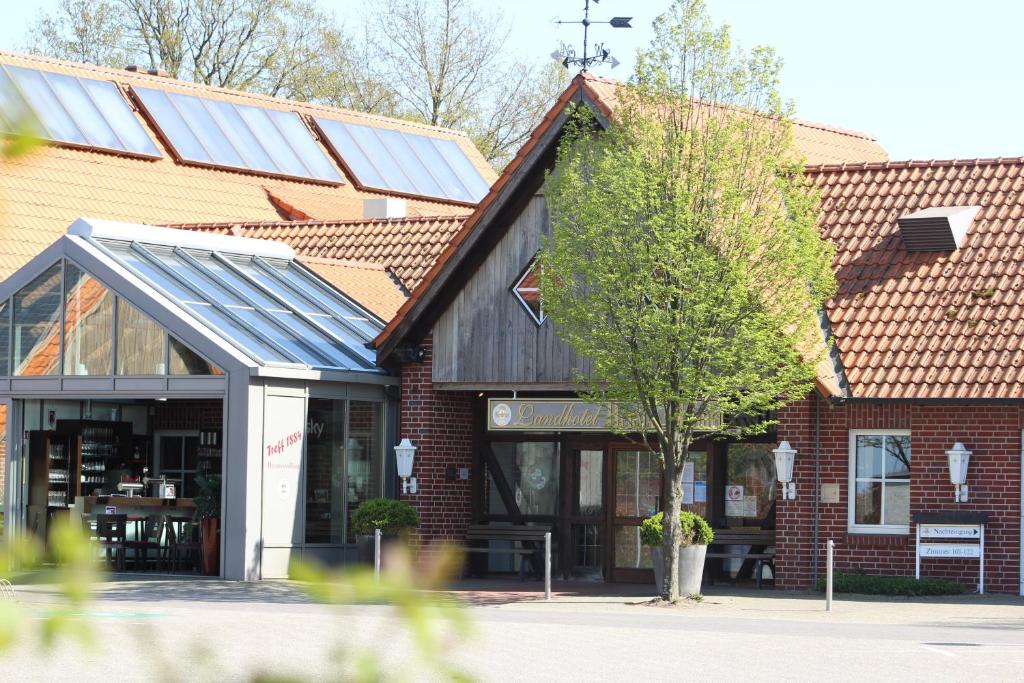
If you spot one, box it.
[431,194,590,386]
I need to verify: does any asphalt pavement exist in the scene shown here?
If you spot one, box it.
[2,577,1022,681]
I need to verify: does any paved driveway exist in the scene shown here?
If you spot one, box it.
[3,577,1023,681]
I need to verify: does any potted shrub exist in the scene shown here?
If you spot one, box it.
[351,497,420,565]
[193,474,221,576]
[640,510,714,595]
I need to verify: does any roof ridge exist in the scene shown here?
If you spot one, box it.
[805,156,1024,174]
[299,255,387,270]
[575,73,878,142]
[170,214,468,230]
[0,49,476,142]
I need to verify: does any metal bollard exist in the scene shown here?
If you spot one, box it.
[826,538,834,612]
[374,528,382,580]
[544,531,552,601]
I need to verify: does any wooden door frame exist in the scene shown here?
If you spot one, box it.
[561,435,608,579]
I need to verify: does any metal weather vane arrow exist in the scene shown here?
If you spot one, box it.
[551,0,632,72]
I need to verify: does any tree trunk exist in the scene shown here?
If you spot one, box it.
[660,448,685,601]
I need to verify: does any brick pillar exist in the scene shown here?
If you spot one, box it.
[399,336,474,553]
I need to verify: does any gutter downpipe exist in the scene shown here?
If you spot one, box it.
[812,392,822,584]
[1020,429,1024,596]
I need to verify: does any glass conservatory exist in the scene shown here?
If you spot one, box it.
[0,218,398,579]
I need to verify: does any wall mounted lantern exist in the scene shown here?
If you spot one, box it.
[946,441,971,503]
[395,438,418,495]
[773,440,797,500]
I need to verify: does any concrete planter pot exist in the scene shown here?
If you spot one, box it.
[650,544,708,595]
[678,544,707,596]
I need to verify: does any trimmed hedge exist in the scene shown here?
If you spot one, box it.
[639,510,714,546]
[815,572,965,596]
[350,498,420,536]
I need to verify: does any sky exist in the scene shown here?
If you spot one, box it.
[1,0,1021,161]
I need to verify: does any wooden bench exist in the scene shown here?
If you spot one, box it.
[465,524,551,581]
[706,529,776,589]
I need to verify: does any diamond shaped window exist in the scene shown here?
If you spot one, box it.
[512,260,545,325]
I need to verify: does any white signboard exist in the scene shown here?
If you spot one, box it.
[919,544,981,558]
[921,525,981,539]
[725,485,744,501]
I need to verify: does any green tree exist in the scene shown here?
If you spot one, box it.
[539,0,836,602]
[25,0,347,96]
[367,0,569,167]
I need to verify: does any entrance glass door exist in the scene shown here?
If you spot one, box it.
[611,448,661,581]
[568,448,605,579]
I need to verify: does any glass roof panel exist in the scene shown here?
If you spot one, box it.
[134,87,211,162]
[167,92,246,167]
[45,71,122,150]
[203,99,277,172]
[374,126,445,197]
[4,65,84,144]
[79,78,161,156]
[313,117,388,188]
[278,262,379,337]
[431,136,491,200]
[344,122,417,194]
[1,66,159,156]
[88,233,382,371]
[233,104,309,178]
[134,86,340,183]
[264,108,343,182]
[404,133,474,202]
[99,240,199,302]
[314,117,488,202]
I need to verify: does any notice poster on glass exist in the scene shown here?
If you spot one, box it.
[694,481,707,503]
[682,462,695,504]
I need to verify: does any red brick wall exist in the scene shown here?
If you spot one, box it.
[777,396,1022,593]
[399,336,474,550]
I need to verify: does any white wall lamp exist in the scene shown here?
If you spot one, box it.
[395,438,418,495]
[946,441,972,503]
[773,440,798,500]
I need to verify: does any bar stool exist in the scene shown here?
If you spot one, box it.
[94,514,127,571]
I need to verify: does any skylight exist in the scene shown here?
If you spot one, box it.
[0,65,161,157]
[89,231,378,371]
[313,118,490,203]
[132,87,343,184]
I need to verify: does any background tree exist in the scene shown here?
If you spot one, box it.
[367,0,568,166]
[23,0,568,168]
[539,0,836,602]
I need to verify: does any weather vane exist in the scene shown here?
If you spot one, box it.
[552,0,632,72]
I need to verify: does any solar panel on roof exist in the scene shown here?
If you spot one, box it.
[133,86,343,184]
[0,65,160,157]
[313,117,489,203]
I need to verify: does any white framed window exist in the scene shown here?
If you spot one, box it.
[848,429,911,534]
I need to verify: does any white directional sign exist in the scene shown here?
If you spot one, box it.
[920,525,982,539]
[919,544,981,558]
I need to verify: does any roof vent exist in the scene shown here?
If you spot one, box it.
[125,65,169,77]
[363,198,407,220]
[897,206,980,251]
